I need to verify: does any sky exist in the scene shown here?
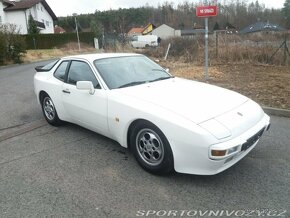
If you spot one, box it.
[45,0,285,17]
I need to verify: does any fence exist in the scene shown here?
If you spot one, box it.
[21,31,290,66]
[140,31,290,66]
[210,31,290,65]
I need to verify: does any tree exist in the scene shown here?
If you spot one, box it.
[27,14,40,34]
[56,1,285,34]
[225,22,236,29]
[282,0,290,28]
[90,20,102,37]
[0,24,26,65]
[213,22,220,31]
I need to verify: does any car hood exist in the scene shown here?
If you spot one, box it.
[116,78,248,124]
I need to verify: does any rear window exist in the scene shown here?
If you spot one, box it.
[35,59,59,72]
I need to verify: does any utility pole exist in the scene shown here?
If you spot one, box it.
[73,13,81,52]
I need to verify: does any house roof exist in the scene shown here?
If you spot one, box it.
[128,27,144,35]
[240,22,285,34]
[153,24,175,32]
[4,0,57,20]
[2,0,15,6]
[142,23,156,30]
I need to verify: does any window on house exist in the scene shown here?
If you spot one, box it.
[46,21,49,27]
[41,7,43,11]
[0,16,2,24]
[37,4,39,10]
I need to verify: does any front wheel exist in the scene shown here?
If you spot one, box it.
[130,121,174,174]
[41,94,62,126]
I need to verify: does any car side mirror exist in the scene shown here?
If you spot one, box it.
[76,81,95,95]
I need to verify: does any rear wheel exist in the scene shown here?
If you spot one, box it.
[130,121,174,174]
[41,94,62,126]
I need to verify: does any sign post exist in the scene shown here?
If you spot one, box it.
[205,17,209,81]
[196,4,218,81]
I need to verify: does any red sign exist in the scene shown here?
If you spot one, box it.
[196,6,218,17]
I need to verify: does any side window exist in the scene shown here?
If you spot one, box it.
[54,61,69,81]
[67,61,100,89]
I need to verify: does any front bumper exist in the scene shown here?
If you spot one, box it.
[171,114,270,175]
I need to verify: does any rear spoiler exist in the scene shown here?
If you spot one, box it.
[35,66,50,72]
[34,59,60,72]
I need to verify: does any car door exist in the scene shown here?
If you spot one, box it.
[61,60,109,136]
[47,60,70,121]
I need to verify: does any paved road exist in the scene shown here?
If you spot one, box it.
[0,62,289,217]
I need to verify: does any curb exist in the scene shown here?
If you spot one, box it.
[262,106,290,118]
[0,63,21,70]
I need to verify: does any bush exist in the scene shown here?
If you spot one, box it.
[0,24,26,65]
[8,35,26,63]
[23,32,96,49]
[168,37,199,62]
[141,37,200,63]
[0,32,6,65]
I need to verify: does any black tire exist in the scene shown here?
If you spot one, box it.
[130,121,174,174]
[145,44,149,48]
[41,94,62,126]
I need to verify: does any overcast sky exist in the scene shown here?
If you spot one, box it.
[46,0,285,17]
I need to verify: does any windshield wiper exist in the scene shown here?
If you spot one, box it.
[118,81,147,88]
[149,76,173,83]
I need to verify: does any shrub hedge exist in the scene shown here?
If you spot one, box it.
[23,32,96,49]
[0,24,26,65]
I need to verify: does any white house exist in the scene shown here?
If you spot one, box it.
[0,0,57,34]
[152,24,181,40]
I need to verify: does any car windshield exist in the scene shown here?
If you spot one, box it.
[93,55,172,89]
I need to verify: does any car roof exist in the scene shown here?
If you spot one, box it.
[61,53,142,62]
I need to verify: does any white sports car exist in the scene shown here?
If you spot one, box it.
[34,53,270,175]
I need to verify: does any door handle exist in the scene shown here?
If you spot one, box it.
[62,89,71,94]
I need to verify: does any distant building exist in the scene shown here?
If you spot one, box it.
[0,0,57,34]
[152,24,207,39]
[127,23,156,37]
[152,24,180,39]
[54,25,65,34]
[240,21,285,34]
[142,23,156,35]
[193,23,204,30]
[127,27,144,37]
[181,29,205,38]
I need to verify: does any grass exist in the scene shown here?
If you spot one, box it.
[161,61,290,110]
[22,43,98,63]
